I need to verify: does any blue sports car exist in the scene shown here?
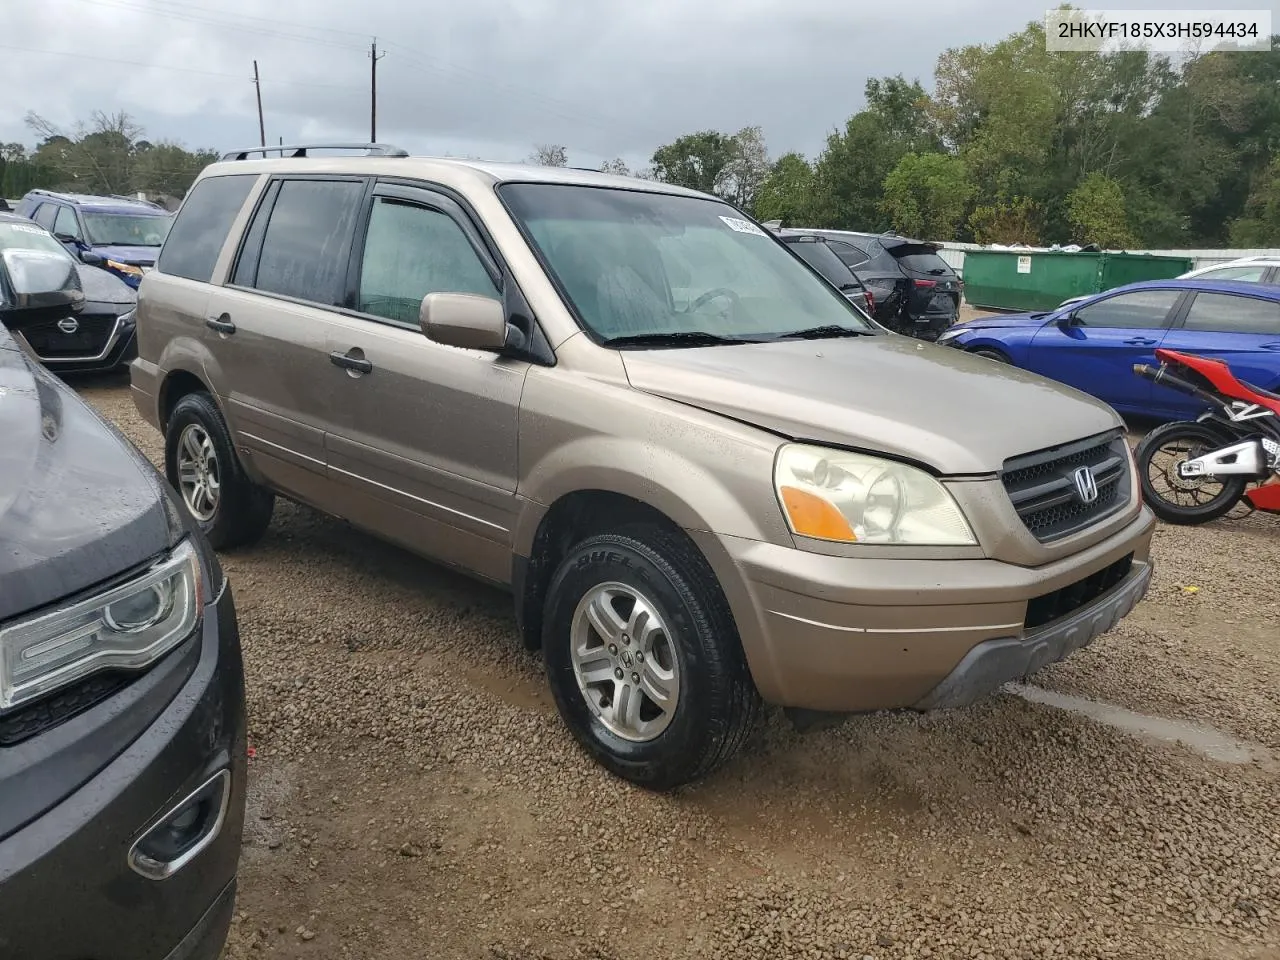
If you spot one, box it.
[938,279,1280,420]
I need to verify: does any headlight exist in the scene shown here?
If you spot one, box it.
[774,444,977,545]
[106,259,145,279]
[0,540,202,710]
[936,326,965,343]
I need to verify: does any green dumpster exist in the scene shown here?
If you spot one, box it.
[961,250,1194,312]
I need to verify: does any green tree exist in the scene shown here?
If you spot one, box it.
[1066,173,1135,247]
[1229,157,1280,245]
[650,130,737,195]
[754,152,814,224]
[880,152,974,239]
[809,76,936,230]
[969,198,1042,245]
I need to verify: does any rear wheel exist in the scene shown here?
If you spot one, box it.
[542,528,761,790]
[1135,421,1247,524]
[165,392,274,549]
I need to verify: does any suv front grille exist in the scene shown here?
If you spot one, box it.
[1025,553,1134,630]
[21,312,118,358]
[1001,431,1131,542]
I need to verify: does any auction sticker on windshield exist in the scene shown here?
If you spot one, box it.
[720,216,766,236]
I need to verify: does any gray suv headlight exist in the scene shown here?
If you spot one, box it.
[774,443,977,545]
[0,539,202,710]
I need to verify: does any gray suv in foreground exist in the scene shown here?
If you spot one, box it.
[0,243,246,958]
[132,144,1154,790]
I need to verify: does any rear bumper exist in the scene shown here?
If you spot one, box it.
[0,581,247,960]
[693,506,1155,712]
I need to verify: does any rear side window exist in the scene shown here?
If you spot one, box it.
[249,179,364,306]
[1181,292,1280,335]
[825,239,870,267]
[1197,265,1267,282]
[158,174,257,282]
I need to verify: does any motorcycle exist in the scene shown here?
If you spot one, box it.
[1132,348,1280,525]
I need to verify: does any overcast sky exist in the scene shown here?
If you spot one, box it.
[2,0,1225,170]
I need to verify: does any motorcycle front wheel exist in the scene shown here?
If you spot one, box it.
[1135,421,1248,525]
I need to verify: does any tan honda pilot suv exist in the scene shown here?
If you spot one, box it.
[131,143,1155,789]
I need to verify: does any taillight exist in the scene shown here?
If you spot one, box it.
[864,291,875,313]
[914,279,938,290]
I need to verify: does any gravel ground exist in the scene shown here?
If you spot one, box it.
[73,370,1279,960]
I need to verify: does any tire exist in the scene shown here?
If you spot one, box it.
[1135,421,1247,525]
[542,528,761,791]
[970,348,1010,363]
[164,391,274,549]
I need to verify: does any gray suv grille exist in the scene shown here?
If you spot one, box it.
[1001,431,1131,543]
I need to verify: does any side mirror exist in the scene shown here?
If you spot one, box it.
[80,250,105,266]
[419,292,508,351]
[1057,311,1079,329]
[0,248,85,330]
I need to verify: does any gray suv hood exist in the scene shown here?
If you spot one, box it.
[0,334,173,622]
[621,335,1122,475]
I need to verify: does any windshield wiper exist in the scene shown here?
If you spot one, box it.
[769,325,876,341]
[602,331,764,348]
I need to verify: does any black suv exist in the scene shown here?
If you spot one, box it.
[811,230,962,340]
[772,229,877,316]
[0,242,246,960]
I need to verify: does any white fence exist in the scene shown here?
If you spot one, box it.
[935,243,1280,277]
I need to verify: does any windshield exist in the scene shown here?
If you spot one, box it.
[0,220,73,258]
[83,212,173,247]
[785,238,860,289]
[499,184,875,344]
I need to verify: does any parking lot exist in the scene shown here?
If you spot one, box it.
[77,370,1279,960]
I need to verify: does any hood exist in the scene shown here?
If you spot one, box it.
[951,311,1049,331]
[88,244,160,266]
[75,261,137,308]
[0,331,175,622]
[620,334,1121,474]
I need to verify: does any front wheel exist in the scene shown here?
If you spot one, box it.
[542,529,761,790]
[1135,421,1247,525]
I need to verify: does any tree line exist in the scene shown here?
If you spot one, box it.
[1,111,217,203]
[616,18,1280,248]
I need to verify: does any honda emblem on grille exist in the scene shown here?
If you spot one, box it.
[1072,466,1099,504]
[56,317,79,334]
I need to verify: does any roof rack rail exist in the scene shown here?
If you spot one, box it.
[106,193,164,208]
[220,142,409,161]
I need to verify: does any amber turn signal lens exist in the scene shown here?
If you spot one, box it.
[779,486,857,542]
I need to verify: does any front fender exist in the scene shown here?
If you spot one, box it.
[512,368,795,556]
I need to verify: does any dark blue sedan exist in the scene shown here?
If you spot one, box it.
[938,279,1280,420]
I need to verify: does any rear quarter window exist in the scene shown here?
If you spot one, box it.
[157,174,258,283]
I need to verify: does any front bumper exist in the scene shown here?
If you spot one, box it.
[693,506,1155,712]
[0,580,247,960]
[26,316,138,374]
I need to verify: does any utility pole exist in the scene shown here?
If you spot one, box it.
[369,39,386,143]
[252,60,266,147]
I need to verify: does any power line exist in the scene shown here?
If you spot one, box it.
[0,44,355,91]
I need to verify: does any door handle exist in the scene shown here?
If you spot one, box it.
[1260,342,1280,351]
[205,314,236,335]
[329,350,373,374]
[1124,337,1158,346]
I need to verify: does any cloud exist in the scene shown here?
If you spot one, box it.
[0,0,1187,170]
